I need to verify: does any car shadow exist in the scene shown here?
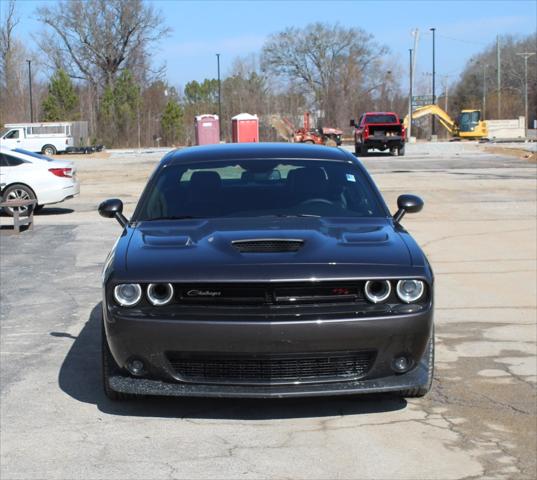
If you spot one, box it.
[36,207,75,215]
[353,151,397,158]
[55,303,407,419]
[0,207,74,217]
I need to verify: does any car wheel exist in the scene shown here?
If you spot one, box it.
[102,324,133,401]
[34,205,44,213]
[42,145,57,156]
[399,327,434,398]
[303,140,315,144]
[1,184,36,217]
[397,146,406,156]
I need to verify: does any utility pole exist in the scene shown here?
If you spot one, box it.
[497,35,501,118]
[26,60,33,123]
[216,53,222,141]
[408,48,413,140]
[440,74,451,112]
[430,27,436,136]
[482,63,487,119]
[516,52,536,138]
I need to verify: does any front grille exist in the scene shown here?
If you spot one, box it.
[168,351,375,385]
[232,239,304,253]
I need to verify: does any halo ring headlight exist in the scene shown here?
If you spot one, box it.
[114,283,142,307]
[396,279,425,303]
[364,280,392,303]
[147,283,174,306]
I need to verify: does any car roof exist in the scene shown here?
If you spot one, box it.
[163,142,354,166]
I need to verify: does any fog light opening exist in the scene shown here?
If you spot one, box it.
[392,355,413,373]
[127,358,146,376]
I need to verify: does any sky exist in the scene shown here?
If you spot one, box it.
[8,0,537,95]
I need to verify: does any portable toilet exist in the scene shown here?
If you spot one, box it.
[231,113,259,143]
[195,114,220,145]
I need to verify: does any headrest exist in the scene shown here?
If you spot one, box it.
[189,171,221,191]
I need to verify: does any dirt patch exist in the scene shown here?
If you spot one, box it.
[482,146,537,162]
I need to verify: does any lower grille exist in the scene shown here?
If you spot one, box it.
[168,351,375,385]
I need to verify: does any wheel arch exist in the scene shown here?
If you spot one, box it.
[1,182,39,203]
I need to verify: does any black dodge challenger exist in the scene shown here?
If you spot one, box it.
[99,143,434,400]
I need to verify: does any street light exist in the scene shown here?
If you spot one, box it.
[516,52,535,139]
[216,53,222,141]
[430,27,436,136]
[26,59,33,123]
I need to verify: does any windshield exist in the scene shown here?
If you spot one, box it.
[458,111,480,132]
[0,128,10,137]
[365,115,397,124]
[136,159,384,221]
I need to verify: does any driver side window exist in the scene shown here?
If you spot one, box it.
[5,130,19,139]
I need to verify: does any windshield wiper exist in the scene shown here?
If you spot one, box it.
[143,215,202,221]
[272,213,321,218]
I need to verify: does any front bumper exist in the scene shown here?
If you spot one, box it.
[104,305,433,398]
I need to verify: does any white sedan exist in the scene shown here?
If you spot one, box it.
[0,147,80,216]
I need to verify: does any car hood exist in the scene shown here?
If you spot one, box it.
[119,217,424,282]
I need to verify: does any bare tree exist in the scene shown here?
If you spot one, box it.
[0,0,34,124]
[36,0,170,89]
[261,22,389,126]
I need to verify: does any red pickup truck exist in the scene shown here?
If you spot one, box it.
[350,112,406,156]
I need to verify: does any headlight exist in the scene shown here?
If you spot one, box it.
[113,283,142,307]
[147,283,174,306]
[396,279,425,303]
[364,280,392,303]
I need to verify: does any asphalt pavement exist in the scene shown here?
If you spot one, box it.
[1,142,535,479]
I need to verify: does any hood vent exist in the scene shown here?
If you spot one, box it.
[232,238,304,253]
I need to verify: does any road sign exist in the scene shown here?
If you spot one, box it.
[412,95,434,107]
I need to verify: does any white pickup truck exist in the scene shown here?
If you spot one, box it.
[0,122,101,155]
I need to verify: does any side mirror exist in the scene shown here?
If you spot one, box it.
[393,194,423,224]
[349,119,356,127]
[99,198,128,227]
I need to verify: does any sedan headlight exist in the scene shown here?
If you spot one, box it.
[113,283,142,307]
[396,279,425,303]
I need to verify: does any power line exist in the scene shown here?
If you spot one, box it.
[424,31,488,47]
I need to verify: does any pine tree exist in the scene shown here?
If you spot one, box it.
[98,69,141,146]
[161,100,184,145]
[41,69,79,121]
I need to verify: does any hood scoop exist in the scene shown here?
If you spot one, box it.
[232,238,304,253]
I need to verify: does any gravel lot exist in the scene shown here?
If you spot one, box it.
[1,142,536,479]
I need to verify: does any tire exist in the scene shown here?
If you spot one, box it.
[397,145,405,156]
[34,205,44,213]
[102,324,133,401]
[1,184,36,217]
[303,140,315,144]
[42,145,57,156]
[399,327,435,398]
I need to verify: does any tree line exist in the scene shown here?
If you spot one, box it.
[1,0,535,147]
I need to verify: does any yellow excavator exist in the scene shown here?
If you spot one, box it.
[403,105,488,140]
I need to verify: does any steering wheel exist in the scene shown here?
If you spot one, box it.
[299,198,335,207]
